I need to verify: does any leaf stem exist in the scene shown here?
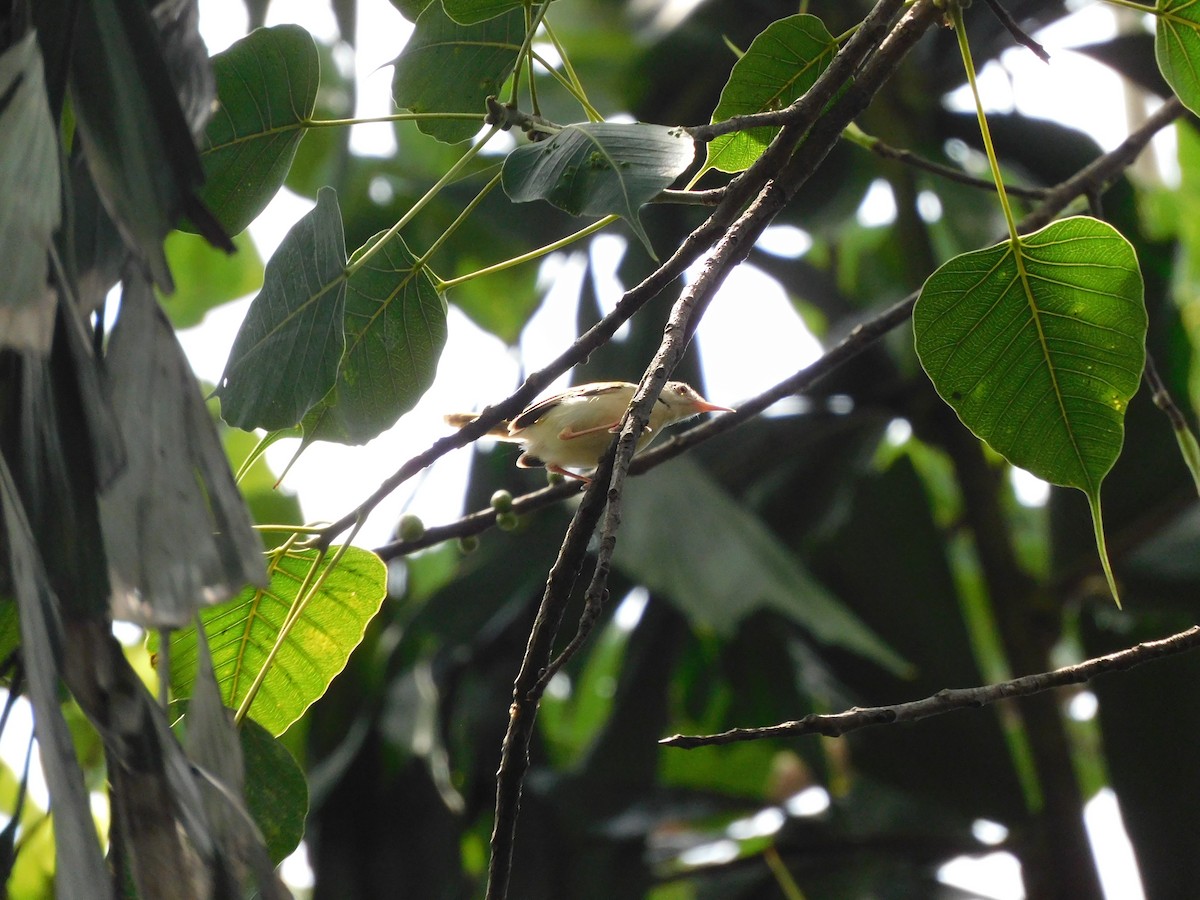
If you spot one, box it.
[233,527,364,725]
[1099,0,1158,14]
[435,215,616,291]
[345,124,502,280]
[540,19,603,121]
[950,2,1020,244]
[415,170,504,271]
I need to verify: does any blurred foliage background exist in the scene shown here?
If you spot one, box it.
[210,1,1200,897]
[256,1,1200,897]
[9,0,1200,897]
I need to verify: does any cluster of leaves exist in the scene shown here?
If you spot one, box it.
[7,0,1200,897]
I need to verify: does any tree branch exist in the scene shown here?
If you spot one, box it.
[660,626,1200,747]
[376,75,1186,564]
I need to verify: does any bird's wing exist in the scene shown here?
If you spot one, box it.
[509,382,632,432]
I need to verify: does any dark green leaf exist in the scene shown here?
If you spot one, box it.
[302,231,448,445]
[391,3,524,144]
[1156,0,1200,115]
[704,14,837,173]
[241,718,308,863]
[914,218,1145,495]
[914,216,1145,602]
[192,25,320,236]
[613,458,907,674]
[155,546,387,736]
[502,122,695,254]
[161,229,264,330]
[443,0,525,25]
[216,186,348,431]
[0,33,60,353]
[388,0,434,21]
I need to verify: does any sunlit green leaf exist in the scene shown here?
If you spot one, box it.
[216,186,347,431]
[191,25,320,235]
[704,14,837,174]
[1156,0,1200,116]
[914,216,1145,602]
[302,231,448,445]
[155,546,387,736]
[502,122,694,255]
[391,3,524,143]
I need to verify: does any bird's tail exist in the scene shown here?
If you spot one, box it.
[444,413,514,439]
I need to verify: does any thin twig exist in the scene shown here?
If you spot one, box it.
[521,0,937,702]
[687,3,907,144]
[861,137,1049,200]
[661,626,1200,747]
[980,0,1051,63]
[483,4,917,899]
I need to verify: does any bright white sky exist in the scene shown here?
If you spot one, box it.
[177,2,1151,896]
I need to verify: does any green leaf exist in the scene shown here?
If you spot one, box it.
[1156,0,1200,116]
[302,231,448,445]
[240,718,308,863]
[160,229,264,329]
[191,25,320,236]
[216,186,348,431]
[154,546,388,736]
[502,122,695,255]
[914,216,1146,602]
[704,14,837,174]
[443,0,524,25]
[391,2,524,144]
[0,32,60,353]
[613,458,908,674]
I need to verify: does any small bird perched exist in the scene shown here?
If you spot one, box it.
[445,381,734,481]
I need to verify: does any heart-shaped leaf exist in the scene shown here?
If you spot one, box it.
[502,122,695,255]
[914,216,1146,602]
[302,231,448,445]
[391,2,524,144]
[704,14,837,174]
[153,546,387,736]
[1156,0,1200,115]
[216,186,347,431]
[191,25,320,236]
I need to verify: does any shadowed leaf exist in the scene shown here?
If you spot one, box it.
[216,186,347,431]
[502,122,694,255]
[302,231,448,445]
[391,2,523,143]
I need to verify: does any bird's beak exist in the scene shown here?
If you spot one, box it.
[693,400,735,414]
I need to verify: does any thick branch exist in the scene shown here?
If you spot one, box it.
[661,626,1200,747]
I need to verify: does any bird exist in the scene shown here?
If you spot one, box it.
[445,381,734,481]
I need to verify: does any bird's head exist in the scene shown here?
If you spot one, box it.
[659,382,735,422]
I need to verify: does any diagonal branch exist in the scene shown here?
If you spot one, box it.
[660,626,1200,747]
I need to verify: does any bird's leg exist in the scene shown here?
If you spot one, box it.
[547,464,591,483]
[557,421,622,440]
